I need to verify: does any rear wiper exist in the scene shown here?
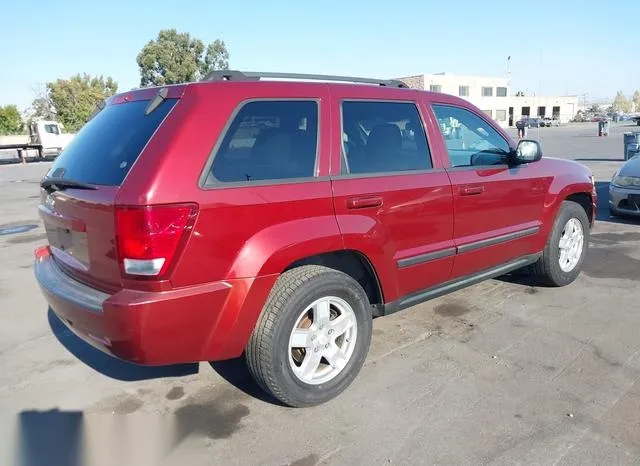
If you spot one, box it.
[41,177,97,193]
[145,87,169,115]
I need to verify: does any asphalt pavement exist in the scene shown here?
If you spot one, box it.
[0,122,639,466]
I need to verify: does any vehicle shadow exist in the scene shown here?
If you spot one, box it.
[208,357,287,407]
[0,158,29,165]
[494,271,544,288]
[0,155,54,165]
[48,308,198,381]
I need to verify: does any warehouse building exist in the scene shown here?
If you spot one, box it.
[398,72,579,127]
[507,95,579,125]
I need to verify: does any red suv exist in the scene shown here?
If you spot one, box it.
[34,71,596,407]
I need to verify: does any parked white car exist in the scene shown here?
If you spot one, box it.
[541,117,560,127]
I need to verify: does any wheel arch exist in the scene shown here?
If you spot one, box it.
[565,191,594,225]
[535,183,594,253]
[285,249,385,314]
[226,215,345,279]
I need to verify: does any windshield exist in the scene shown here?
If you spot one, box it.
[47,98,177,186]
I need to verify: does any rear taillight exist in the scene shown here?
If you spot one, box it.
[34,245,51,262]
[115,203,198,278]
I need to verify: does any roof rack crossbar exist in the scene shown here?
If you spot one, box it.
[200,70,408,88]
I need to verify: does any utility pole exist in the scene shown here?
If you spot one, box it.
[581,93,588,110]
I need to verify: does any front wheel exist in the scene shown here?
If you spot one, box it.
[245,265,372,407]
[530,200,590,286]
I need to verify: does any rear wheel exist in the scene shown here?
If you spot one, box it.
[246,265,372,407]
[530,201,590,286]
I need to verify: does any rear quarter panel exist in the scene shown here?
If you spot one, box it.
[119,82,342,287]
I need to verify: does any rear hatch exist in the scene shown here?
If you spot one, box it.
[39,92,179,292]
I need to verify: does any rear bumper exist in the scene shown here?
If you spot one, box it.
[35,247,277,365]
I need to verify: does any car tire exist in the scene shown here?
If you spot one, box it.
[530,200,590,287]
[245,265,373,408]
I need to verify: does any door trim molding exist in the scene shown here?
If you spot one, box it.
[397,247,456,269]
[381,253,541,316]
[395,226,540,269]
[457,226,540,254]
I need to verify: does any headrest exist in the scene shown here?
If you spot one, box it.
[367,123,402,150]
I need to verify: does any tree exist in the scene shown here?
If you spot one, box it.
[136,29,229,86]
[31,96,57,120]
[29,84,57,121]
[633,90,640,112]
[203,39,230,75]
[588,104,601,114]
[612,91,631,113]
[47,74,118,132]
[0,105,23,134]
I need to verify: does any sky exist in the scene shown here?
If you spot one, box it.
[1,0,639,111]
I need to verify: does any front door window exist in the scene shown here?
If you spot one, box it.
[432,105,511,167]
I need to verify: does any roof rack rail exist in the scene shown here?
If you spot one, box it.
[200,70,408,88]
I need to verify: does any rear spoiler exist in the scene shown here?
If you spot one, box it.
[87,85,187,122]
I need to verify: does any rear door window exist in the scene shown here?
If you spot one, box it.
[205,100,318,184]
[341,101,432,175]
[47,99,177,185]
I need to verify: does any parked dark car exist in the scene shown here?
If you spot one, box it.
[34,70,597,407]
[516,117,543,128]
[609,154,640,217]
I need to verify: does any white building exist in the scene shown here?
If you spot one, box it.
[508,95,579,125]
[397,72,579,127]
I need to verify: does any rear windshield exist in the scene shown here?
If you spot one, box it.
[47,98,177,185]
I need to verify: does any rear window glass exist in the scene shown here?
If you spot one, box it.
[47,98,177,185]
[205,100,318,184]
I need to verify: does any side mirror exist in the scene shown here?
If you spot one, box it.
[514,139,542,163]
